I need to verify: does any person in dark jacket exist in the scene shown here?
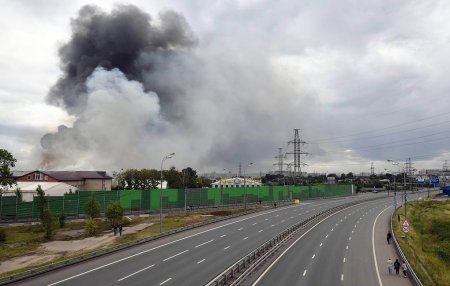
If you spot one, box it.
[394,259,401,275]
[387,232,392,244]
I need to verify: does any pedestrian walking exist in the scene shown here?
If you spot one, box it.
[402,261,408,277]
[394,259,400,275]
[119,225,123,236]
[387,258,393,275]
[387,232,392,244]
[113,225,117,236]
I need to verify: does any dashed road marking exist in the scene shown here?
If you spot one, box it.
[195,239,214,248]
[163,250,189,261]
[160,278,172,285]
[117,264,155,281]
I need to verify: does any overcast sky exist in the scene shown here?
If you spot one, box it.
[1,0,450,175]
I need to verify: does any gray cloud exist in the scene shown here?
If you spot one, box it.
[6,0,448,174]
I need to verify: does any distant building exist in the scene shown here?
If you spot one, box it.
[13,170,112,191]
[211,177,262,188]
[2,181,75,201]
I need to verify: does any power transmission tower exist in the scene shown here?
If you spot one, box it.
[370,162,375,176]
[273,148,286,174]
[238,162,242,178]
[443,160,448,171]
[286,129,308,178]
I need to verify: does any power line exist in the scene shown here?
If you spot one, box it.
[309,112,450,143]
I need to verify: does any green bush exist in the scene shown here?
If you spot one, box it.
[85,218,98,237]
[0,228,6,243]
[59,214,66,228]
[84,195,101,218]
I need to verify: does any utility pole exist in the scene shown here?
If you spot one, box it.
[286,129,308,183]
[370,162,375,177]
[273,148,286,175]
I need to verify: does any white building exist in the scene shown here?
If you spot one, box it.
[211,177,262,188]
[2,182,76,201]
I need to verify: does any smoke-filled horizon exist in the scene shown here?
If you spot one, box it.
[3,1,449,175]
[41,4,317,173]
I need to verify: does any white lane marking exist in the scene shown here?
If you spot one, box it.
[312,254,315,259]
[195,239,214,248]
[117,264,155,281]
[341,274,344,281]
[331,228,334,231]
[258,230,263,233]
[252,203,360,286]
[346,245,348,249]
[343,257,346,263]
[48,205,296,286]
[252,223,257,226]
[271,224,275,227]
[290,216,294,219]
[238,227,243,231]
[224,246,230,250]
[303,270,307,276]
[352,230,354,233]
[243,237,248,240]
[197,259,206,264]
[326,234,328,238]
[265,218,269,221]
[320,243,323,247]
[349,237,351,241]
[220,234,226,238]
[281,220,286,223]
[160,278,172,285]
[163,250,189,261]
[373,205,390,286]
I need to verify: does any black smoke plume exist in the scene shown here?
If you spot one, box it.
[47,4,196,115]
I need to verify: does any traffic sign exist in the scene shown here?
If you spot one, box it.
[402,220,410,233]
[431,178,439,184]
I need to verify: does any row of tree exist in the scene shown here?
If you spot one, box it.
[113,167,213,190]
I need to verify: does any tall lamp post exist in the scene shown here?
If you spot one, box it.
[160,152,175,233]
[243,163,253,210]
[388,160,407,220]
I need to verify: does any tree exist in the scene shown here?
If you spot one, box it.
[106,201,123,227]
[85,217,98,236]
[0,149,17,191]
[84,194,101,218]
[15,188,22,203]
[35,185,54,239]
[181,167,198,188]
[165,166,182,188]
[196,176,212,188]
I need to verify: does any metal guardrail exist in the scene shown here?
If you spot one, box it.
[0,203,293,286]
[205,197,381,286]
[390,206,424,286]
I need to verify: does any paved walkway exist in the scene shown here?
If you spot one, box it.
[374,199,412,286]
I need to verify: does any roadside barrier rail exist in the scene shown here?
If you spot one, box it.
[390,206,424,286]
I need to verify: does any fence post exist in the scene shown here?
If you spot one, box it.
[77,191,80,217]
[16,194,18,221]
[0,193,2,221]
[62,195,65,215]
[31,195,34,221]
[103,191,106,215]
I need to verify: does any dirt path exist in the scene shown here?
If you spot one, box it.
[0,222,154,275]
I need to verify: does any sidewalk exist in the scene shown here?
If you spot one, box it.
[374,202,412,286]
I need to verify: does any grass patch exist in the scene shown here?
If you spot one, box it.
[0,224,45,262]
[393,200,450,286]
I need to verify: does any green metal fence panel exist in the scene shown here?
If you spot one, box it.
[0,184,354,219]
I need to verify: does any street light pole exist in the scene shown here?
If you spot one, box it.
[243,163,253,210]
[160,152,175,233]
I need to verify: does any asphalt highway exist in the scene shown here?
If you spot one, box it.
[252,195,414,286]
[13,193,383,286]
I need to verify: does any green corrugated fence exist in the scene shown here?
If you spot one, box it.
[0,184,353,220]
